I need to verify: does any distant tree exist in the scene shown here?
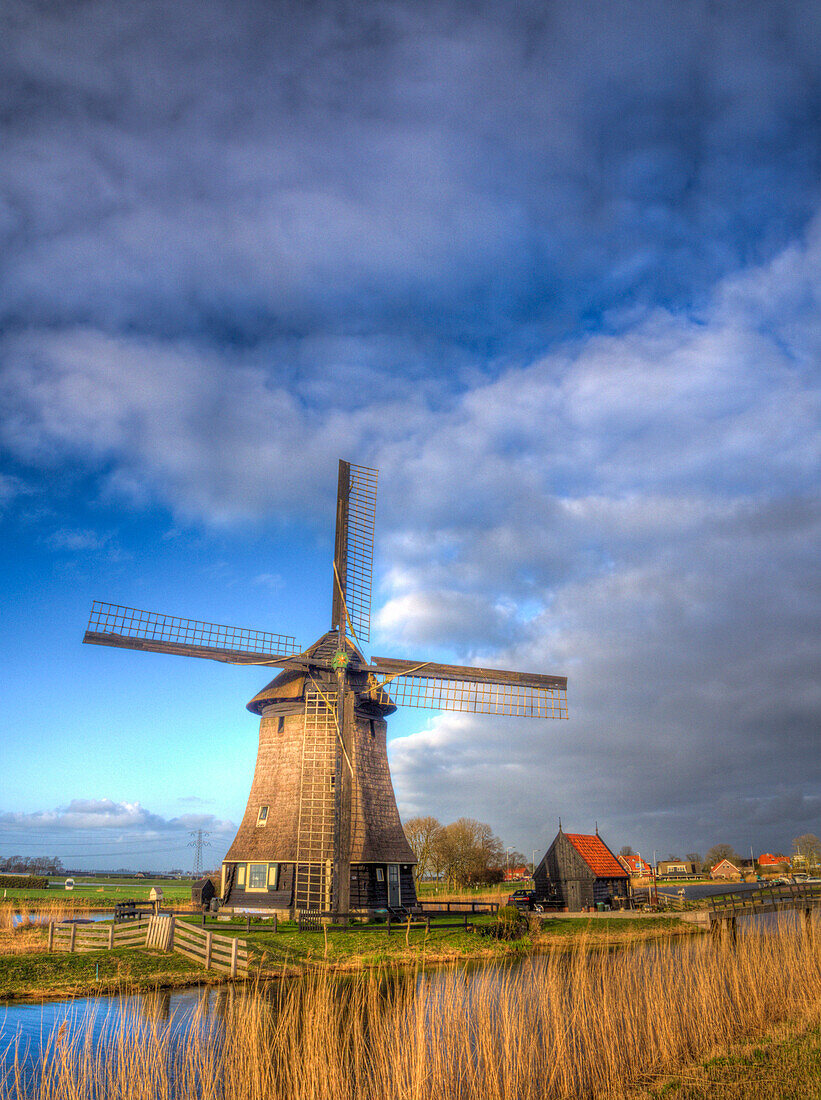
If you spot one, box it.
[685,852,701,866]
[403,816,443,883]
[705,844,741,869]
[666,854,681,862]
[434,818,505,888]
[619,845,636,857]
[793,834,821,870]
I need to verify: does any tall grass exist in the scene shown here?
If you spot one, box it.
[4,918,821,1098]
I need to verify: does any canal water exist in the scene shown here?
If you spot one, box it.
[0,908,811,1094]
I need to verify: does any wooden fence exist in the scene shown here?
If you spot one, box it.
[48,915,249,978]
[49,920,147,952]
[173,920,249,977]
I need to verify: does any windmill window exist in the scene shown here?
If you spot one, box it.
[256,806,269,826]
[267,864,279,888]
[329,775,335,791]
[369,720,375,739]
[237,865,246,888]
[247,863,267,891]
[277,716,285,733]
[376,867,384,882]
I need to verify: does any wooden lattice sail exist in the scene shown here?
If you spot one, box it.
[83,460,568,915]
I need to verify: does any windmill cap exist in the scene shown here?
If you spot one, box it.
[246,629,395,715]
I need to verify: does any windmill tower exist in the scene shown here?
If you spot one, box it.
[83,461,568,915]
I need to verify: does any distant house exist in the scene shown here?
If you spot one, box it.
[711,858,742,879]
[757,853,790,870]
[503,866,529,882]
[617,854,653,877]
[534,827,629,911]
[657,860,696,877]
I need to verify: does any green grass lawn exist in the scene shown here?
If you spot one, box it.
[175,911,525,970]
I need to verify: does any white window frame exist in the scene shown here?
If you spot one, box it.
[256,805,269,826]
[247,862,268,892]
[237,864,246,887]
[267,864,279,889]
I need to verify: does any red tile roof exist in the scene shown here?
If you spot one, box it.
[565,833,628,878]
[618,854,652,875]
[757,853,789,866]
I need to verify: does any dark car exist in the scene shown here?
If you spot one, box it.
[506,889,544,912]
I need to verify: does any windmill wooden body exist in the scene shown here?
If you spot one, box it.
[84,461,568,915]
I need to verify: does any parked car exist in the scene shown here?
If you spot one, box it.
[506,889,544,912]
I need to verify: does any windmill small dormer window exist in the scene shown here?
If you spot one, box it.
[256,806,269,826]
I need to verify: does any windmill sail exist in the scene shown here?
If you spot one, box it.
[369,657,568,718]
[84,601,301,665]
[331,460,377,643]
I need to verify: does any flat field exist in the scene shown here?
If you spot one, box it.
[0,875,195,907]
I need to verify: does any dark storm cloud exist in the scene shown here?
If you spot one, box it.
[3,0,821,354]
[1,0,820,856]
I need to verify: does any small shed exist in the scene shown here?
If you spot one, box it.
[534,827,629,911]
[191,877,216,907]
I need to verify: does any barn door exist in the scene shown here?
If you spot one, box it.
[388,864,401,907]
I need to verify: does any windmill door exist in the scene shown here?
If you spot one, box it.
[388,864,401,907]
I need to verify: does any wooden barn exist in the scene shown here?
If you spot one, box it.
[534,827,629,911]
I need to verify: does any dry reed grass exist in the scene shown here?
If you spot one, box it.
[3,918,820,1099]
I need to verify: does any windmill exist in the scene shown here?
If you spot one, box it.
[83,461,568,915]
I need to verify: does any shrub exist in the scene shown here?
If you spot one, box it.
[495,905,524,939]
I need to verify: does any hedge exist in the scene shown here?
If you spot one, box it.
[0,875,50,889]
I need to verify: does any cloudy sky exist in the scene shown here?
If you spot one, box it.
[1,0,819,871]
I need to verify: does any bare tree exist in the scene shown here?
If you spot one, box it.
[403,816,442,883]
[793,834,821,870]
[619,845,636,857]
[705,843,742,869]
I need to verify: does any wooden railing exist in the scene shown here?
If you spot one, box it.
[48,915,249,978]
[707,881,821,923]
[49,920,148,952]
[415,900,499,914]
[173,920,249,977]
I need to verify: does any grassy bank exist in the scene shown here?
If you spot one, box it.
[0,946,210,1001]
[632,1016,821,1098]
[2,920,819,1098]
[0,912,692,998]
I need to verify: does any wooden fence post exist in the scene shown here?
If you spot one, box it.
[69,924,77,953]
[386,912,391,935]
[48,921,54,953]
[108,923,115,950]
[167,915,175,952]
[273,914,278,933]
[230,937,238,979]
[205,930,213,970]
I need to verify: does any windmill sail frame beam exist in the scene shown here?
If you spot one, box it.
[370,657,567,691]
[83,601,300,665]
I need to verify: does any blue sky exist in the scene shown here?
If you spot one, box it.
[1,0,820,871]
